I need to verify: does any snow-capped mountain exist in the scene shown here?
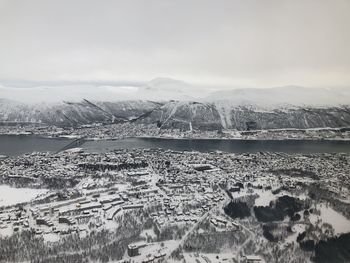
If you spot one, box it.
[0,98,349,131]
[0,79,349,130]
[0,99,159,126]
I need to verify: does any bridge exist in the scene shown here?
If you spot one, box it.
[56,136,87,153]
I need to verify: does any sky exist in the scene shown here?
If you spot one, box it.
[0,0,350,102]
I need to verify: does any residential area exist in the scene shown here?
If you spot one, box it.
[0,147,349,262]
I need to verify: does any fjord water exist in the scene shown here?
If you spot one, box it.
[0,135,73,156]
[1,135,350,157]
[83,137,350,154]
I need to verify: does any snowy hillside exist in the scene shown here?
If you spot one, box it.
[1,98,349,131]
[1,79,349,130]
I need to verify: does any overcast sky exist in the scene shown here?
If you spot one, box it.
[0,0,350,92]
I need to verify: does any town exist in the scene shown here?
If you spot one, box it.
[1,122,350,141]
[0,147,349,263]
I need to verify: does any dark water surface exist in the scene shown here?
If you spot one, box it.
[82,137,350,154]
[1,135,350,157]
[0,135,72,156]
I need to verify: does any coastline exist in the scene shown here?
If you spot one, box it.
[1,133,350,142]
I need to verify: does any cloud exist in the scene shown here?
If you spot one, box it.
[0,82,144,103]
[0,0,350,89]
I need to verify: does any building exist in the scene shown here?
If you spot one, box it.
[127,242,147,257]
[244,255,264,263]
[58,216,76,225]
[36,218,53,227]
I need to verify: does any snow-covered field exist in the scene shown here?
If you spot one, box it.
[310,203,350,234]
[0,184,47,207]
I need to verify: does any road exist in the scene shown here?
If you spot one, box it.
[164,196,228,261]
[235,221,256,263]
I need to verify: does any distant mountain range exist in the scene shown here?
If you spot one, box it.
[0,78,349,130]
[1,78,349,105]
[205,85,350,107]
[0,98,349,131]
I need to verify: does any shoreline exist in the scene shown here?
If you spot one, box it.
[131,135,350,142]
[1,133,350,142]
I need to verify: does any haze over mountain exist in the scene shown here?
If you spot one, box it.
[205,85,350,107]
[1,78,349,106]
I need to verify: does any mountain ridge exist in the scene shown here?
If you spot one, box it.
[0,98,349,131]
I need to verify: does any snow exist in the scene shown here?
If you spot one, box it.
[310,203,350,234]
[183,252,237,263]
[254,190,276,206]
[215,102,232,128]
[0,185,48,207]
[43,233,60,243]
